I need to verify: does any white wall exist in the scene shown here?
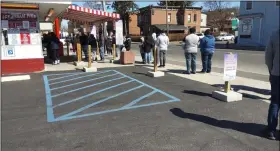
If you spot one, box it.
[200,13,207,27]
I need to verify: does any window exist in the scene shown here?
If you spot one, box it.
[188,14,191,23]
[246,1,252,10]
[277,1,280,6]
[194,14,197,22]
[168,13,171,23]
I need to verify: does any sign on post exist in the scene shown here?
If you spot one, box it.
[223,53,238,81]
[115,20,123,45]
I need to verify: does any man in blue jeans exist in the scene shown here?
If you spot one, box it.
[264,29,279,140]
[199,29,215,73]
[183,28,200,74]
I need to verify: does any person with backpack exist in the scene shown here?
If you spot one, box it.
[89,34,97,61]
[49,32,60,65]
[183,28,200,74]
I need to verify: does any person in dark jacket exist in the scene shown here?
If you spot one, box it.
[144,34,155,64]
[89,34,97,61]
[98,34,105,61]
[79,32,89,60]
[106,32,113,55]
[49,32,60,65]
[200,29,215,73]
[124,35,132,51]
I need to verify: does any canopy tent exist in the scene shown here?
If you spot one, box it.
[59,5,120,25]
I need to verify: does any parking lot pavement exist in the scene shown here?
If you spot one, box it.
[2,66,279,151]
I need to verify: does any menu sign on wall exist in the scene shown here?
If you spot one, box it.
[2,12,38,30]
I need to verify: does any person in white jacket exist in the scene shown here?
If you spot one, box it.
[156,31,169,67]
[183,28,200,74]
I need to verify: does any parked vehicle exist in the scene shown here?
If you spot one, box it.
[215,34,235,41]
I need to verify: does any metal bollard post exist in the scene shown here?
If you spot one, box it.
[113,44,116,60]
[154,47,157,72]
[77,43,82,62]
[88,45,92,68]
[224,81,231,93]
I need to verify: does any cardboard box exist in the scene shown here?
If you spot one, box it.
[120,51,135,64]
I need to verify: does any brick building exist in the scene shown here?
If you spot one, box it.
[137,6,202,36]
[128,13,140,36]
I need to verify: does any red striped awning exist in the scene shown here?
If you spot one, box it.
[61,5,120,24]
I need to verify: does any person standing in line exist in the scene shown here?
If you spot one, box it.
[49,32,60,65]
[264,29,280,140]
[144,34,154,64]
[106,32,113,55]
[124,35,132,51]
[98,33,105,61]
[89,34,97,61]
[183,28,200,74]
[139,36,145,63]
[79,32,89,61]
[157,31,169,68]
[200,29,215,73]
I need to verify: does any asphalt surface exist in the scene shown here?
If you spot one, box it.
[2,66,279,151]
[131,41,268,82]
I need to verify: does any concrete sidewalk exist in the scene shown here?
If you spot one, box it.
[134,55,271,102]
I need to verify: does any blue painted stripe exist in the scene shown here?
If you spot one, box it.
[48,72,86,81]
[51,73,118,90]
[121,90,157,109]
[55,99,177,122]
[43,75,55,122]
[45,72,81,77]
[53,79,135,108]
[52,76,126,98]
[49,70,113,85]
[56,84,144,120]
[125,99,180,109]
[114,70,180,102]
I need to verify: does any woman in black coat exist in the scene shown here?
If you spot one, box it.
[143,35,154,64]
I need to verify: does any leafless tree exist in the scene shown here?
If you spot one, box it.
[203,1,239,32]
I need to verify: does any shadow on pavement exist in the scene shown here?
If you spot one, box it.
[132,72,148,76]
[183,90,212,97]
[166,69,185,74]
[212,84,270,100]
[169,108,273,139]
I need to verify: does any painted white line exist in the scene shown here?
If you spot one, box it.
[1,75,31,82]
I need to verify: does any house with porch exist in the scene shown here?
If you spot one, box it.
[238,1,280,47]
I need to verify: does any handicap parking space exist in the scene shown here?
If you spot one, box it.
[43,70,180,122]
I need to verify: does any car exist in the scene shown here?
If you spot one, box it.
[215,34,235,41]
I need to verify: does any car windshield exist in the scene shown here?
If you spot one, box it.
[220,34,226,36]
[196,34,202,36]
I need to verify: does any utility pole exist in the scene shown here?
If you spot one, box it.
[166,0,169,36]
[102,0,107,52]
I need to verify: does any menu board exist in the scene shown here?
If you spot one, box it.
[1,11,38,45]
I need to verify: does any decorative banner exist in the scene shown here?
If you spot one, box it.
[30,33,41,45]
[8,34,20,45]
[223,53,238,81]
[20,33,30,44]
[115,20,123,45]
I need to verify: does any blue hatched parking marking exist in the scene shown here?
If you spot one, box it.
[43,70,180,122]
